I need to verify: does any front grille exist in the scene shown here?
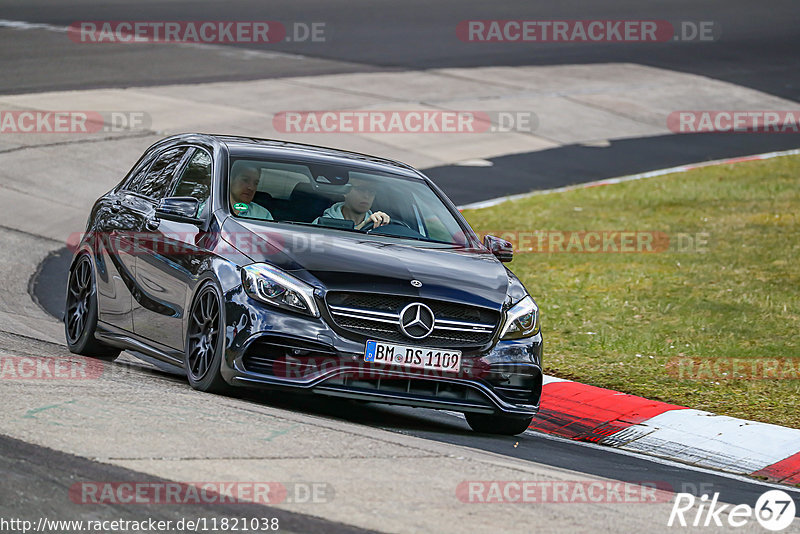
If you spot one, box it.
[325,292,500,348]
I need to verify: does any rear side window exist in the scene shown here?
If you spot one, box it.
[129,147,188,199]
[172,149,213,215]
[120,153,156,192]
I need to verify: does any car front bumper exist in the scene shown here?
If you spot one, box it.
[221,288,542,416]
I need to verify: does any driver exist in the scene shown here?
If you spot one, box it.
[229,165,273,220]
[313,177,389,230]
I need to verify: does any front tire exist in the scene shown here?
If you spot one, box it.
[64,254,121,360]
[465,412,533,435]
[185,282,230,394]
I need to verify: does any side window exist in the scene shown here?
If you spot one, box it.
[120,154,156,192]
[171,149,213,216]
[129,147,188,199]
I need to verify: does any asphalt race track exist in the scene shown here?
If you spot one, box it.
[0,434,376,534]
[28,254,800,515]
[2,1,799,202]
[1,0,798,100]
[3,1,800,532]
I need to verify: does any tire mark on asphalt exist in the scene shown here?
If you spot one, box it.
[0,131,156,155]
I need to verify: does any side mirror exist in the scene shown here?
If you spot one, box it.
[484,234,513,263]
[155,197,200,223]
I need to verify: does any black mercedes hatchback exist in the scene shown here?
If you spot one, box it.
[65,133,542,435]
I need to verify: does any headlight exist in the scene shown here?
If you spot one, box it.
[499,295,539,340]
[241,264,319,317]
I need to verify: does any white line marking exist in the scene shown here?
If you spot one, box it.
[0,19,67,32]
[457,148,800,210]
[542,375,570,385]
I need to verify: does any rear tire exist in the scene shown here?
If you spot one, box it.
[185,282,230,394]
[64,254,121,361]
[465,412,533,435]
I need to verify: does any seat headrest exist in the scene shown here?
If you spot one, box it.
[290,182,316,198]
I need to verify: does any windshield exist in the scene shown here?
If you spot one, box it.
[228,158,473,246]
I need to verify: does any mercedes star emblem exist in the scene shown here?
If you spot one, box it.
[399,302,435,339]
[410,279,423,288]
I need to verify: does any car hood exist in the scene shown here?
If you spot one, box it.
[222,218,508,309]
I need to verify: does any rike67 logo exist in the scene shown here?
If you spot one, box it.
[668,490,796,531]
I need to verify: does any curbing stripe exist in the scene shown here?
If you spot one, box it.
[533,379,800,484]
[608,409,800,475]
[753,452,800,486]
[531,381,683,442]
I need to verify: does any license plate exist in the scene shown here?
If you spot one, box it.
[364,339,461,373]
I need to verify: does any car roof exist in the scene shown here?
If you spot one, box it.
[160,133,424,179]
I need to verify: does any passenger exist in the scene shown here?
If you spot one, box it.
[229,165,273,220]
[313,177,389,230]
[197,165,272,219]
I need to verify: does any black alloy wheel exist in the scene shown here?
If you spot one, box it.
[185,283,229,393]
[64,254,120,360]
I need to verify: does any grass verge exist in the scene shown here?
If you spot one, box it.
[463,154,800,428]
